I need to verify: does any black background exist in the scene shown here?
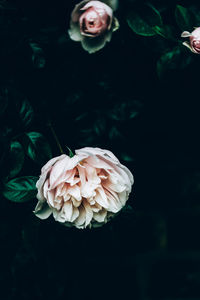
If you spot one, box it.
[1,0,200,299]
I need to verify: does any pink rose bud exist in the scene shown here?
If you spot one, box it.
[34,147,134,229]
[181,27,200,54]
[68,0,119,53]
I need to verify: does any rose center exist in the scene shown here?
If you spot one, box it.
[193,40,200,49]
[79,7,109,37]
[85,10,101,28]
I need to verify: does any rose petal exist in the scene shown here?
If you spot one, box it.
[74,205,86,228]
[49,154,87,189]
[93,208,107,222]
[104,188,122,212]
[191,27,200,39]
[68,23,83,42]
[95,187,109,209]
[36,154,66,201]
[34,202,52,220]
[76,147,119,164]
[71,207,80,222]
[81,1,113,19]
[81,32,112,54]
[182,41,198,53]
[71,0,90,23]
[83,199,93,226]
[63,201,73,221]
[67,184,82,201]
[181,31,191,38]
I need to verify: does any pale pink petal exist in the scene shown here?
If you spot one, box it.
[63,201,73,221]
[54,196,63,210]
[71,207,80,222]
[53,210,66,223]
[71,197,82,207]
[55,182,64,198]
[81,181,97,198]
[104,188,122,212]
[77,164,87,186]
[85,155,114,169]
[41,154,66,174]
[81,1,113,18]
[67,184,82,201]
[76,147,119,164]
[74,205,86,228]
[49,155,70,188]
[181,31,191,38]
[64,193,70,202]
[93,208,107,222]
[83,199,93,226]
[94,187,109,208]
[47,189,55,207]
[191,27,200,38]
[118,190,129,206]
[49,154,86,189]
[90,202,102,212]
[182,41,198,53]
[81,31,112,54]
[103,173,126,193]
[71,0,90,23]
[36,155,66,201]
[85,163,101,184]
[34,202,52,220]
[68,23,83,42]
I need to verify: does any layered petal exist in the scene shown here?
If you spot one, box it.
[34,147,133,229]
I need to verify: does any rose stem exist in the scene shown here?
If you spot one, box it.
[47,122,64,154]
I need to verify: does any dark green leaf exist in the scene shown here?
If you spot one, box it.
[121,153,134,162]
[109,126,122,140]
[3,176,38,202]
[8,141,25,178]
[109,100,141,121]
[26,132,52,164]
[175,5,193,31]
[19,99,34,127]
[94,118,106,136]
[157,46,193,79]
[127,4,163,36]
[29,42,45,69]
[152,25,177,41]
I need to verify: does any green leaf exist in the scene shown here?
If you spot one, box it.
[175,5,193,31]
[157,46,193,79]
[26,132,52,164]
[127,4,163,36]
[8,141,25,178]
[19,99,34,127]
[29,42,45,69]
[109,100,142,121]
[3,176,38,202]
[66,147,74,158]
[121,153,134,162]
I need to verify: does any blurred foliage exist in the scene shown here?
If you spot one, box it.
[0,0,200,299]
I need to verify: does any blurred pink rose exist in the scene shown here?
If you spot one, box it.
[34,147,133,229]
[181,27,200,54]
[68,0,119,53]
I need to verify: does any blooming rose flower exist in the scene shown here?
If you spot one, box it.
[68,0,119,53]
[34,147,133,229]
[181,28,200,54]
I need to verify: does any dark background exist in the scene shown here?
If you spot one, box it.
[1,0,200,299]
